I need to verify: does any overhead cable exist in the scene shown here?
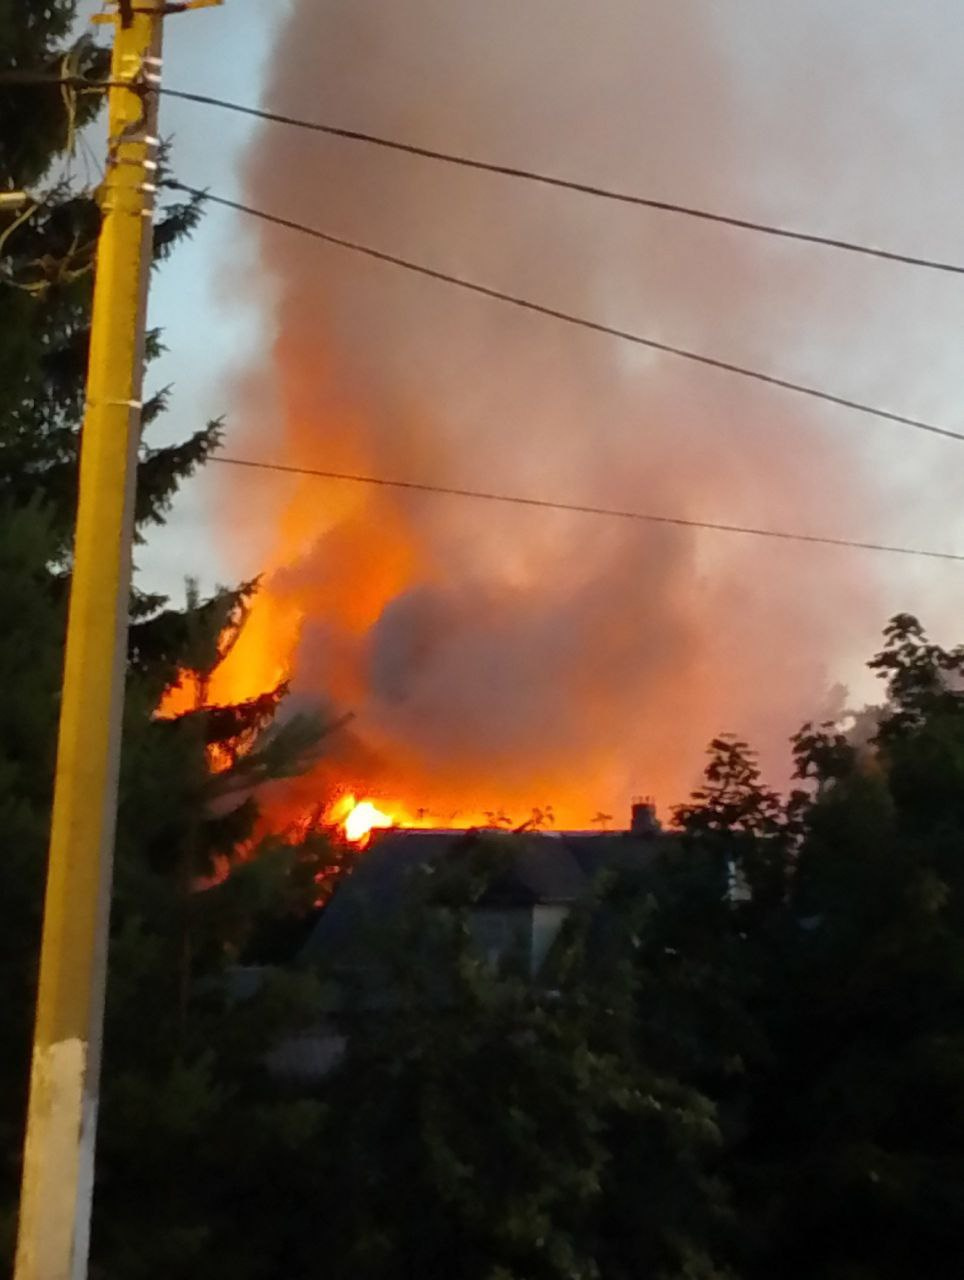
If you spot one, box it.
[160,87,964,279]
[167,182,964,446]
[209,455,964,563]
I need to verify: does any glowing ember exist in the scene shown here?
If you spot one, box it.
[343,799,394,845]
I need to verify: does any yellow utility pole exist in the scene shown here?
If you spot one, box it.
[14,4,164,1278]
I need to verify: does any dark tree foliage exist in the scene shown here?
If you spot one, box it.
[274,845,733,1280]
[723,618,964,1280]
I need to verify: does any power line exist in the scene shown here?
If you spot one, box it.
[160,88,964,279]
[6,72,964,280]
[167,182,964,446]
[209,455,964,563]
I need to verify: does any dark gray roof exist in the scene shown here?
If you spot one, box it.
[564,832,678,879]
[487,835,587,905]
[302,827,666,966]
[303,832,450,960]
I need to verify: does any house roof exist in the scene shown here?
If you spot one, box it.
[487,835,587,905]
[564,832,679,878]
[302,827,666,966]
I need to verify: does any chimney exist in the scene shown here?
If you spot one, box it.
[630,796,660,838]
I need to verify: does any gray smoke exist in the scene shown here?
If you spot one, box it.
[221,0,963,818]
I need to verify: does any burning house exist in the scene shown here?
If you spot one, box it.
[263,801,670,1080]
[304,799,669,978]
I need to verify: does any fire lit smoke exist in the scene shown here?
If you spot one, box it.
[203,0,929,831]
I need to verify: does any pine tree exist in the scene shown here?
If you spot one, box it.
[88,586,333,1280]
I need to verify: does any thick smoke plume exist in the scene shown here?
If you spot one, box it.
[212,0,940,825]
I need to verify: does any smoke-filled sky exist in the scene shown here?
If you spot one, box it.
[142,0,964,819]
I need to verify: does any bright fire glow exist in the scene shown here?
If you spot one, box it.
[156,587,303,719]
[342,799,394,844]
[324,792,408,846]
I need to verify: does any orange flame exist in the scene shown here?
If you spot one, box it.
[157,588,302,719]
[328,793,396,846]
[344,801,392,843]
